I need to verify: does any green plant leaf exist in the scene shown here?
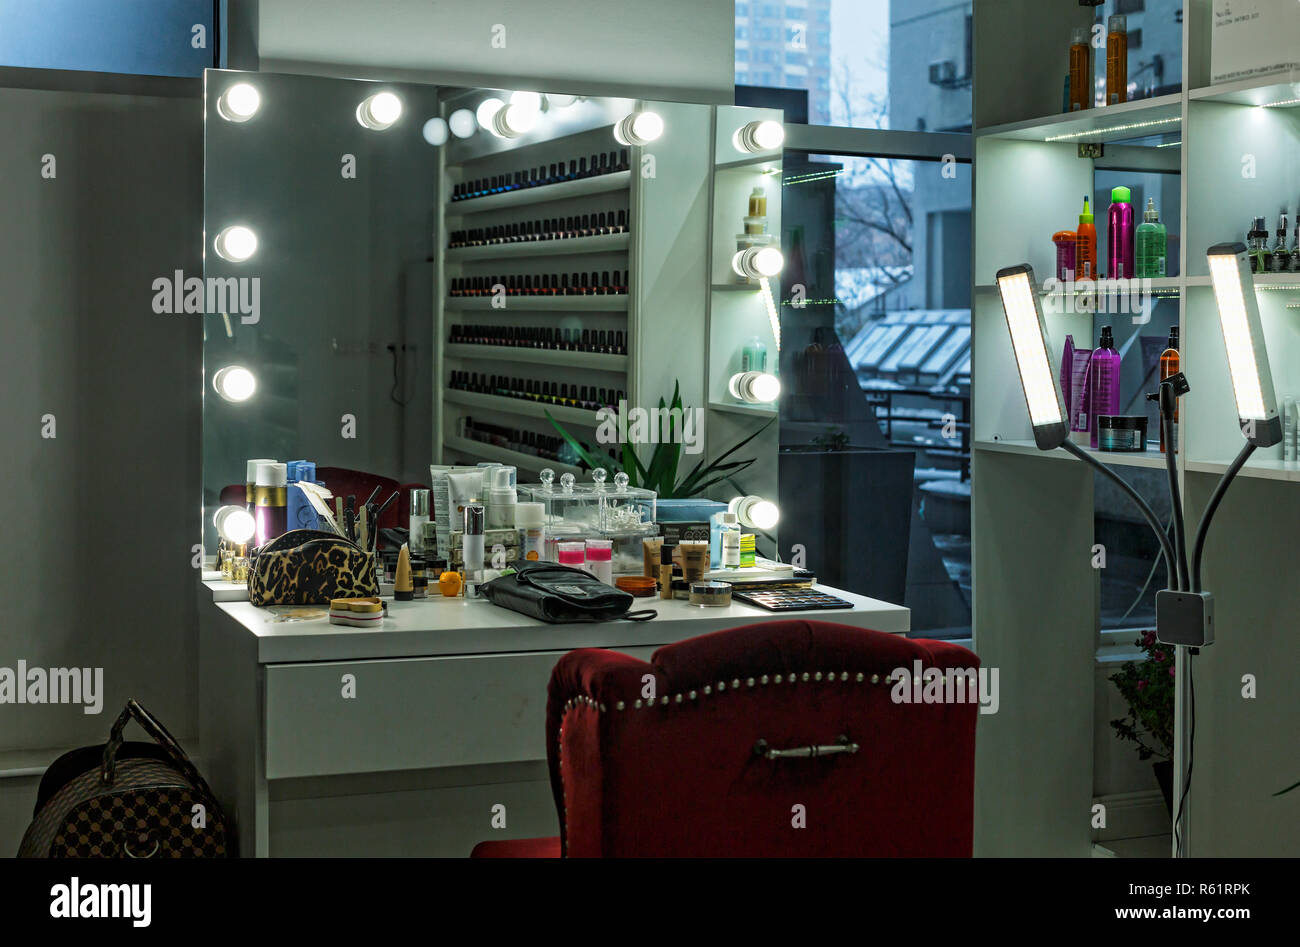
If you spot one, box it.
[545,411,617,474]
[621,441,648,487]
[1274,780,1300,797]
[675,418,773,496]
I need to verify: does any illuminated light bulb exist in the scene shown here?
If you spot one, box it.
[729,371,780,404]
[213,225,258,262]
[216,83,260,122]
[509,90,543,116]
[448,109,476,138]
[734,119,785,153]
[493,103,537,138]
[214,505,256,544]
[476,97,505,130]
[422,117,449,146]
[213,365,257,403]
[613,110,664,146]
[356,91,402,130]
[732,245,784,279]
[729,495,780,530]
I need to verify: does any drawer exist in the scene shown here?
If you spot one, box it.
[264,647,655,779]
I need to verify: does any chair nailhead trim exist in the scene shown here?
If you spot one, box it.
[560,668,892,718]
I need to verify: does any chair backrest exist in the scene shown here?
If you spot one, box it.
[546,619,980,857]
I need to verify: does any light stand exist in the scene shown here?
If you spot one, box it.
[995,253,1280,858]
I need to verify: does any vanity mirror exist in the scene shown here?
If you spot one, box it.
[201,68,782,552]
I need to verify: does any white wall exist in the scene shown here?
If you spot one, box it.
[235,0,735,104]
[0,76,202,850]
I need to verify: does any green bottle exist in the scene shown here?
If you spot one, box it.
[1135,197,1167,278]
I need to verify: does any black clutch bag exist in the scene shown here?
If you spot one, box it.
[480,562,656,623]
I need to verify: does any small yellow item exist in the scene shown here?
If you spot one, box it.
[329,597,383,613]
[439,571,463,597]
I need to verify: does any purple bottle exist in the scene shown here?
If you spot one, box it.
[1107,186,1135,279]
[1088,325,1121,449]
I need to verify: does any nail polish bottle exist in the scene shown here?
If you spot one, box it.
[568,159,578,180]
[599,152,609,174]
[581,329,592,352]
[560,273,570,296]
[578,156,588,177]
[599,271,610,295]
[614,330,626,355]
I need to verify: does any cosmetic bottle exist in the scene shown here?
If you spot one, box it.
[1135,197,1167,278]
[1053,231,1077,281]
[659,544,676,600]
[1271,209,1291,272]
[394,544,414,601]
[1247,216,1269,273]
[586,539,613,585]
[1283,398,1296,463]
[709,511,740,569]
[462,503,485,592]
[1289,223,1300,273]
[1076,196,1097,280]
[1068,26,1092,112]
[742,336,768,372]
[516,501,546,562]
[1159,326,1179,453]
[1108,187,1135,279]
[1088,326,1122,449]
[254,461,288,547]
[409,488,430,555]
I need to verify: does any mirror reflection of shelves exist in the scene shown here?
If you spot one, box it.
[444,343,626,372]
[443,295,629,311]
[445,232,630,262]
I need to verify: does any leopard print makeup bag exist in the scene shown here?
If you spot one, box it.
[248,529,379,606]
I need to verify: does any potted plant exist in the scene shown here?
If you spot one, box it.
[545,381,772,517]
[1108,630,1176,814]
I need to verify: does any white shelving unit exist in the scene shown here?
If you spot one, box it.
[971,0,1300,858]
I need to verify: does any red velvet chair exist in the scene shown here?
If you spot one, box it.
[472,619,979,858]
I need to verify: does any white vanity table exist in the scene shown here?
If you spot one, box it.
[198,579,909,857]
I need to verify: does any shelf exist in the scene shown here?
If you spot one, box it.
[715,154,783,173]
[445,170,630,216]
[1190,76,1300,109]
[975,93,1182,143]
[445,232,630,262]
[444,343,627,372]
[711,282,761,292]
[443,435,583,478]
[975,276,1183,296]
[1185,458,1300,483]
[708,400,777,419]
[444,388,604,427]
[1184,273,1300,289]
[974,438,1173,470]
[444,294,629,312]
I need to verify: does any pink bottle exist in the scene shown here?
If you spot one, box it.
[1088,326,1122,449]
[1107,186,1135,279]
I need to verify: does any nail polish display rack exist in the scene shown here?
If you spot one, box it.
[439,121,635,474]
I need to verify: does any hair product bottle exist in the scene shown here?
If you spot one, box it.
[1135,197,1167,278]
[1076,196,1097,280]
[1089,326,1121,449]
[1159,326,1180,454]
[1108,186,1135,279]
[1106,15,1128,105]
[1068,26,1092,112]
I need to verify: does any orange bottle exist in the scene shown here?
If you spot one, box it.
[1068,26,1092,112]
[1159,326,1179,453]
[1076,196,1097,280]
[1106,15,1128,105]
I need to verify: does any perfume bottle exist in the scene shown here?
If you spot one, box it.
[1159,326,1179,454]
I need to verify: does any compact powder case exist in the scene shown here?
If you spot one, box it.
[689,580,733,607]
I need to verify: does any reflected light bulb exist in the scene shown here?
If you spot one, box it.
[213,365,257,403]
[448,109,476,138]
[214,225,257,262]
[217,83,260,122]
[476,97,504,130]
[422,117,449,145]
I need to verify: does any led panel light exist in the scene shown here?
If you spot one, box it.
[995,264,1068,449]
[1206,243,1282,446]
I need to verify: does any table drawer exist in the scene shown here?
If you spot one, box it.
[264,647,655,779]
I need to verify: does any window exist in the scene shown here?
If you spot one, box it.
[736,2,750,15]
[1117,0,1145,13]
[736,25,749,40]
[736,0,972,130]
[776,151,973,636]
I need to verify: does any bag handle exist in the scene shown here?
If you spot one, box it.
[101,699,220,808]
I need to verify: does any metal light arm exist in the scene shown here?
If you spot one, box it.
[1190,440,1257,594]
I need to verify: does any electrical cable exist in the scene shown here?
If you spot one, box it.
[1173,650,1195,857]
[1060,439,1177,590]
[1161,407,1189,590]
[1190,440,1256,592]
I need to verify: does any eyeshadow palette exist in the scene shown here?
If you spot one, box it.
[732,588,854,612]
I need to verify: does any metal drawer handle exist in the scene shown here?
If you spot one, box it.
[753,734,859,760]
